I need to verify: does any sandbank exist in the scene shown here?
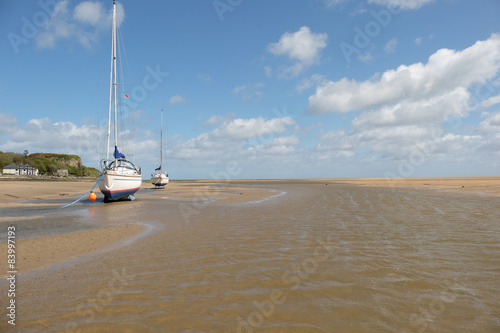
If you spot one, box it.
[141,180,281,204]
[328,176,500,196]
[0,224,146,278]
[0,179,279,276]
[0,179,97,203]
[1,177,498,277]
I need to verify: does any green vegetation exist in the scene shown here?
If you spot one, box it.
[0,151,100,177]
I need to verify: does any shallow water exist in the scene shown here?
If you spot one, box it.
[1,181,499,332]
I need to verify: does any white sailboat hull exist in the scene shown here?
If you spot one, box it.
[99,172,142,201]
[151,173,169,187]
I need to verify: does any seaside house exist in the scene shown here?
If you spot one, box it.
[2,163,18,175]
[2,163,39,176]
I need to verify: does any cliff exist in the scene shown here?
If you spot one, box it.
[0,152,99,177]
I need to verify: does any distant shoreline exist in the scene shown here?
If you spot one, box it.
[1,176,499,196]
[0,175,98,182]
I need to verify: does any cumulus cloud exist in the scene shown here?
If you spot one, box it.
[252,136,300,155]
[323,0,349,7]
[367,0,435,10]
[296,74,328,93]
[169,116,297,164]
[74,1,105,25]
[479,93,500,109]
[478,112,500,134]
[384,38,398,53]
[233,83,265,101]
[210,117,295,140]
[197,73,211,82]
[323,0,434,10]
[169,95,187,105]
[351,88,470,130]
[0,114,103,164]
[36,0,125,49]
[204,114,234,126]
[268,26,327,78]
[305,34,500,172]
[308,34,500,114]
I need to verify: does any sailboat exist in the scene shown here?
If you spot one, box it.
[151,109,169,188]
[99,0,142,202]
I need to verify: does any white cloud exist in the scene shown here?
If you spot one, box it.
[74,1,105,26]
[384,38,398,53]
[323,0,349,7]
[197,73,211,82]
[169,95,187,105]
[0,113,18,133]
[358,51,374,63]
[167,116,299,171]
[304,34,500,172]
[252,136,300,155]
[296,74,327,94]
[414,37,424,45]
[351,88,470,130]
[479,93,500,109]
[308,34,500,114]
[323,0,434,10]
[478,112,500,134]
[350,3,368,16]
[0,115,103,164]
[210,117,295,140]
[205,114,232,126]
[367,0,435,10]
[36,0,125,49]
[233,83,265,101]
[268,26,327,78]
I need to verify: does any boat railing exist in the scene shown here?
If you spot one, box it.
[101,158,141,174]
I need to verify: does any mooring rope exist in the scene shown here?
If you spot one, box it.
[59,174,104,209]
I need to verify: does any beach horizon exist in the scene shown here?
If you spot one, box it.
[1,176,499,331]
[1,176,499,277]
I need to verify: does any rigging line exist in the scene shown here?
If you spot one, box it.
[59,174,104,209]
[117,24,132,94]
[117,24,137,164]
[116,26,129,157]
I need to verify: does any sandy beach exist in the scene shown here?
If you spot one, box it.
[0,224,146,278]
[0,177,499,332]
[331,176,500,196]
[0,178,279,278]
[1,177,499,277]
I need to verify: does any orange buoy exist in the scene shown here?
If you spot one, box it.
[89,192,97,201]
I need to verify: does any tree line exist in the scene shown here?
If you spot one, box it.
[0,152,100,177]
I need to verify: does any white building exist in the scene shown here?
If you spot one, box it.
[2,163,39,176]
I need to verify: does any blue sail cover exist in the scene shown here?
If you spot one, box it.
[155,165,161,171]
[114,146,126,159]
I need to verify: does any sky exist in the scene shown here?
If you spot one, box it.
[1,0,500,180]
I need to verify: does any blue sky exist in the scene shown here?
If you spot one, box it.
[1,0,500,179]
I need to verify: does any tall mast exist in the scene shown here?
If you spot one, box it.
[112,0,118,163]
[105,0,115,163]
[160,109,163,173]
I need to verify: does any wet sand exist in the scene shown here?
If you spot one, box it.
[332,176,500,196]
[0,224,146,278]
[0,179,280,278]
[0,177,499,332]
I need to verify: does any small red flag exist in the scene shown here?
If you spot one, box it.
[125,94,129,98]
